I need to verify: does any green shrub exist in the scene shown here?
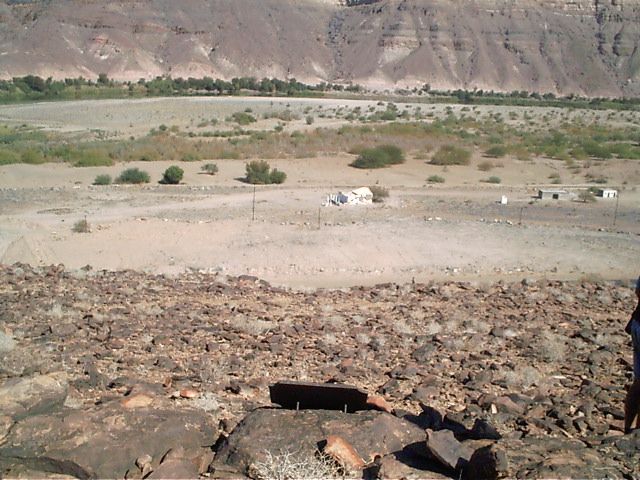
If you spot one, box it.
[484,145,507,158]
[93,174,112,185]
[369,185,389,203]
[74,149,113,167]
[201,163,218,175]
[269,169,287,184]
[581,140,612,160]
[230,111,257,125]
[181,152,200,162]
[116,167,150,184]
[477,160,494,172]
[483,176,502,184]
[20,149,45,164]
[350,145,405,169]
[377,144,405,164]
[245,160,287,184]
[162,165,184,184]
[430,145,471,165]
[305,115,314,125]
[0,148,20,165]
[350,148,389,169]
[427,175,445,183]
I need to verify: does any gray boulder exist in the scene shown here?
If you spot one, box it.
[0,331,15,354]
[0,372,68,420]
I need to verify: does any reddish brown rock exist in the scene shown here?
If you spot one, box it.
[322,435,365,472]
[121,394,154,409]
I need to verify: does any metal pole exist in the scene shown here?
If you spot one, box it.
[252,185,256,222]
[318,207,321,229]
[518,207,524,225]
[613,192,619,227]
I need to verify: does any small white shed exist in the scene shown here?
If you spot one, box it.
[598,188,618,199]
[326,187,373,206]
[538,189,569,200]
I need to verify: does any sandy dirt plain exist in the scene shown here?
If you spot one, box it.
[0,97,638,289]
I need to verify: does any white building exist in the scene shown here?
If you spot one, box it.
[326,187,373,206]
[598,188,618,199]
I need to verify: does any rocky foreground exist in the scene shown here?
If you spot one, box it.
[0,264,639,478]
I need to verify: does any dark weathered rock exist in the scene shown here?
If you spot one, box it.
[213,408,428,476]
[463,445,508,480]
[0,400,217,479]
[425,429,474,472]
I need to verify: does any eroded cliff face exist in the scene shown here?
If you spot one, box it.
[0,0,639,96]
[331,0,640,95]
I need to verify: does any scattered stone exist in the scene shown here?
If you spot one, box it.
[426,429,474,472]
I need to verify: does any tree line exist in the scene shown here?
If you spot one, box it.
[0,74,362,103]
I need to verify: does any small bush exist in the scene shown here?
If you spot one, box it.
[578,190,596,203]
[245,160,287,185]
[74,149,113,167]
[305,115,314,125]
[0,148,20,165]
[250,449,341,480]
[162,165,184,184]
[201,163,218,175]
[350,148,389,169]
[369,185,389,203]
[350,144,405,169]
[377,144,405,164]
[477,160,494,172]
[230,111,257,125]
[72,218,90,233]
[427,175,445,183]
[483,176,502,184]
[116,168,150,184]
[181,152,200,162]
[484,145,507,158]
[430,145,471,165]
[20,149,45,164]
[269,169,287,184]
[93,174,112,185]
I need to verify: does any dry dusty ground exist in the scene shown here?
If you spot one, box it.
[0,97,638,288]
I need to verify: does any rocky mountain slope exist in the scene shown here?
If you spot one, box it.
[0,264,638,478]
[0,0,639,96]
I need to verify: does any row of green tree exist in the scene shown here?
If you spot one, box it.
[1,74,638,110]
[0,75,362,103]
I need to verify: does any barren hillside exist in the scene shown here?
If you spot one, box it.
[0,0,639,96]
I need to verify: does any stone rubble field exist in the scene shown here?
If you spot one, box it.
[0,263,639,478]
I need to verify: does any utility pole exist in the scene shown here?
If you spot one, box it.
[613,191,620,227]
[317,207,321,229]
